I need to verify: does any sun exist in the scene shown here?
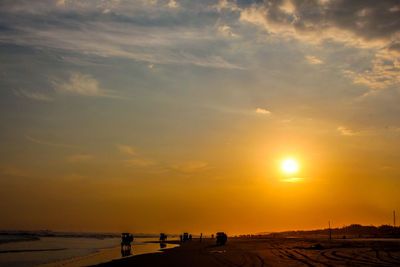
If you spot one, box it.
[281,158,299,174]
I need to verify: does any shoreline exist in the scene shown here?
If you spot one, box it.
[0,235,179,267]
[0,236,40,245]
[36,238,180,267]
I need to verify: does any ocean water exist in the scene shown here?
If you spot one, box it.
[0,236,179,267]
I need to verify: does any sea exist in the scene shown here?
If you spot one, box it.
[0,235,179,267]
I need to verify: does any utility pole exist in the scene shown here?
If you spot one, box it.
[394,210,396,227]
[328,220,332,241]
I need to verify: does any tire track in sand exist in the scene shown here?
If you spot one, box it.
[332,250,390,266]
[278,248,314,267]
[292,249,333,267]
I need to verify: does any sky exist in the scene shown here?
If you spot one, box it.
[0,0,400,235]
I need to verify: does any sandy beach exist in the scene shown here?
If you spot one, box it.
[96,237,400,266]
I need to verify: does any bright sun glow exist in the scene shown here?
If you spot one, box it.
[281,159,299,174]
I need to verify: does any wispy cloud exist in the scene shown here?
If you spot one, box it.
[117,143,157,167]
[117,144,136,155]
[167,0,179,8]
[255,107,271,115]
[217,25,239,38]
[54,72,118,98]
[306,55,323,65]
[13,88,53,101]
[25,135,72,147]
[281,177,303,183]
[56,0,65,7]
[0,0,244,69]
[337,126,359,136]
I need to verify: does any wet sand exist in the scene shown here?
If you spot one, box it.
[96,237,400,266]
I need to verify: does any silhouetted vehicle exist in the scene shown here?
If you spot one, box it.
[160,233,167,242]
[189,234,192,241]
[183,232,189,242]
[216,232,227,245]
[121,233,134,246]
[121,233,134,257]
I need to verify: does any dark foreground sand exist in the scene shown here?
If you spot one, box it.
[97,237,400,266]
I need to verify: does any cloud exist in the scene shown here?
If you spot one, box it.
[117,144,136,155]
[235,0,400,45]
[13,88,53,101]
[124,158,157,167]
[225,0,400,90]
[170,161,208,172]
[168,0,179,8]
[337,126,359,136]
[279,0,295,14]
[212,0,239,13]
[1,0,397,92]
[117,144,156,167]
[389,43,400,53]
[256,107,271,115]
[67,154,93,163]
[55,72,118,98]
[56,0,65,7]
[218,25,239,38]
[25,135,72,147]
[281,177,303,183]
[306,55,323,65]
[123,156,207,171]
[343,58,400,93]
[0,2,242,70]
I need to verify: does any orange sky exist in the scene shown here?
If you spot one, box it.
[0,0,400,235]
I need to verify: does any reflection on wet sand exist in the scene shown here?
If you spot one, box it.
[120,247,131,257]
[37,237,179,267]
